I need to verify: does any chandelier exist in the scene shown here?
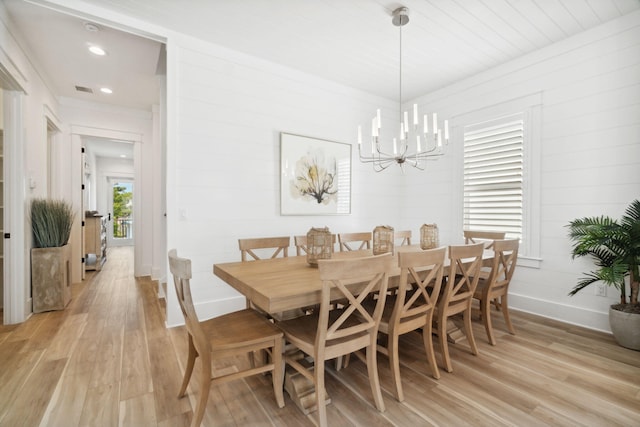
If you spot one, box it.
[358,7,449,172]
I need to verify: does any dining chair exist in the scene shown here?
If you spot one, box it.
[238,236,290,261]
[294,235,308,256]
[338,231,372,252]
[473,239,519,345]
[436,243,484,373]
[277,254,393,427]
[375,247,445,402]
[168,249,285,427]
[395,230,412,246]
[239,236,303,320]
[463,230,506,248]
[294,234,337,256]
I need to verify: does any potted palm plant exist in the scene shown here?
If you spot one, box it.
[31,198,75,313]
[567,199,640,350]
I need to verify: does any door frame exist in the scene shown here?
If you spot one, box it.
[3,91,27,325]
[70,126,141,282]
[107,176,134,247]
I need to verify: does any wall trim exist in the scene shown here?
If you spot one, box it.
[166,295,246,328]
[509,293,611,334]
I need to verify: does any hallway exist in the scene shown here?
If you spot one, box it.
[0,247,194,426]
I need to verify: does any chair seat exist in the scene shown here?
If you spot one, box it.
[365,296,426,335]
[278,310,370,359]
[202,308,282,351]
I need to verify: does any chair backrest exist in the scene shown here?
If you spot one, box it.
[294,235,307,256]
[441,243,485,312]
[294,234,336,256]
[463,230,506,248]
[338,232,372,252]
[317,254,393,357]
[238,236,290,261]
[392,247,446,333]
[484,239,519,297]
[168,249,210,356]
[395,230,412,246]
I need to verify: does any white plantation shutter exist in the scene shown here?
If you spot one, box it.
[463,113,523,240]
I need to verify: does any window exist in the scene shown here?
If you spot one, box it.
[463,113,523,240]
[454,93,541,267]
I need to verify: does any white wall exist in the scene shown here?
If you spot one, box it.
[165,35,405,325]
[404,10,640,332]
[0,3,64,322]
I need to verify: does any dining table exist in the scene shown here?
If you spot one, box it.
[213,245,493,413]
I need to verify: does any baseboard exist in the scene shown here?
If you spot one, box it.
[166,295,246,328]
[509,293,611,333]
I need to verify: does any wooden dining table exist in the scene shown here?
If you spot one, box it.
[214,245,492,315]
[213,245,492,413]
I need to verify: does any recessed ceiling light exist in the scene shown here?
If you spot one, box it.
[88,45,106,56]
[100,87,113,94]
[120,154,127,158]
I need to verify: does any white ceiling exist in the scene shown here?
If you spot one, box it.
[83,137,134,159]
[4,0,640,111]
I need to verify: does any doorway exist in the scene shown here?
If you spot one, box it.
[109,178,134,247]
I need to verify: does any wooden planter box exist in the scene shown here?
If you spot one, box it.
[31,244,71,313]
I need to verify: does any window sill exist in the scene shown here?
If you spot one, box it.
[517,256,542,269]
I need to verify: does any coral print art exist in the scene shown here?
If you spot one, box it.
[280,133,351,215]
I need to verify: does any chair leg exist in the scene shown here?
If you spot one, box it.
[366,343,385,412]
[179,335,198,397]
[501,295,516,335]
[315,359,328,427]
[272,338,285,408]
[423,315,440,380]
[437,312,452,373]
[388,333,403,402]
[191,359,212,427]
[481,297,497,346]
[463,305,479,356]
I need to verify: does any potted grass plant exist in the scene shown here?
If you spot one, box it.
[567,199,640,350]
[30,198,75,313]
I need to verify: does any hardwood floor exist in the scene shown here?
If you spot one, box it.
[0,246,638,426]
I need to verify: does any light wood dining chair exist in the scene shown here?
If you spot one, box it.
[338,231,372,252]
[168,249,285,427]
[395,230,412,246]
[473,239,519,345]
[436,243,484,373]
[294,235,308,256]
[239,236,302,320]
[238,236,290,261]
[294,234,337,256]
[463,230,506,248]
[375,247,445,402]
[277,254,393,427]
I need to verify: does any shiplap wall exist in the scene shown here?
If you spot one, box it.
[166,11,639,329]
[166,36,407,325]
[404,10,640,332]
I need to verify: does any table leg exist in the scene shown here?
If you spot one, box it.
[283,354,331,414]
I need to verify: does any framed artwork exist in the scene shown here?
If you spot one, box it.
[280,132,351,215]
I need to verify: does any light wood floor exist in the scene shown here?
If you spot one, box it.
[0,246,639,426]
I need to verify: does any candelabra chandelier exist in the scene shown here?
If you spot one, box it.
[358,7,449,172]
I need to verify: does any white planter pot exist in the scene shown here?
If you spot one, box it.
[609,306,640,351]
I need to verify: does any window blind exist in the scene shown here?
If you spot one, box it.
[463,113,523,240]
